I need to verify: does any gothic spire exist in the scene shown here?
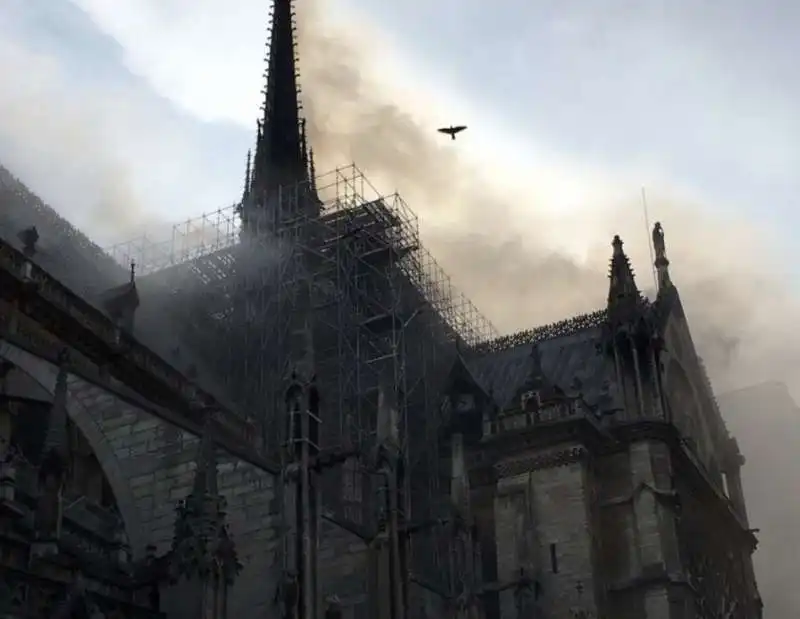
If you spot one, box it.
[32,349,70,557]
[250,0,309,198]
[170,414,240,584]
[242,149,252,203]
[607,235,642,321]
[300,118,309,173]
[41,350,69,469]
[308,147,317,193]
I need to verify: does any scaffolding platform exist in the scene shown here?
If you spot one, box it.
[105,165,497,347]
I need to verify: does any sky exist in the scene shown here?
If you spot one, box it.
[357,0,800,221]
[1,0,800,394]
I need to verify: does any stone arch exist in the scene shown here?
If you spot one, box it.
[0,340,144,553]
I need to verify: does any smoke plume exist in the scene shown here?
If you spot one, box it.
[0,36,164,241]
[0,0,795,613]
[296,0,800,400]
[0,0,795,400]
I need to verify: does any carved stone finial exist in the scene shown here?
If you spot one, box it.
[31,348,72,554]
[168,416,240,588]
[652,222,672,291]
[17,226,39,256]
[606,234,646,329]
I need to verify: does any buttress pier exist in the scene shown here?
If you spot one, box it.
[444,228,761,619]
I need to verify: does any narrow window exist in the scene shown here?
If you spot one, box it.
[550,543,559,573]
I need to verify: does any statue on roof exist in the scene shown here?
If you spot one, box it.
[652,222,666,261]
[652,222,673,290]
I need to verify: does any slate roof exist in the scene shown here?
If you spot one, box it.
[0,165,235,409]
[465,315,618,412]
[0,165,127,297]
[0,163,624,423]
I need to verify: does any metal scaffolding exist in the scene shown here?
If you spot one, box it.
[5,157,500,615]
[106,166,496,347]
[106,165,497,535]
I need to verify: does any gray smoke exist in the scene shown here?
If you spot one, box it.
[1,0,795,401]
[295,13,798,613]
[0,0,795,613]
[296,0,800,400]
[0,35,166,243]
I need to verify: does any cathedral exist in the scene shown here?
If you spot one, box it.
[0,0,761,618]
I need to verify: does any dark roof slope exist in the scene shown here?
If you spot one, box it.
[0,164,235,409]
[466,311,616,412]
[0,164,127,297]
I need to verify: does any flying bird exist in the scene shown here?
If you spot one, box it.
[437,125,467,140]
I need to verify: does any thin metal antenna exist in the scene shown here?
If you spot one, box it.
[641,187,658,292]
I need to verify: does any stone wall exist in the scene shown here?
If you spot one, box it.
[494,443,597,618]
[488,437,692,619]
[318,522,371,617]
[595,440,680,619]
[0,339,279,616]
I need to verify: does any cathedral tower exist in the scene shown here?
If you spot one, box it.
[240,0,318,237]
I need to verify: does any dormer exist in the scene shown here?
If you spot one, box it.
[520,389,541,413]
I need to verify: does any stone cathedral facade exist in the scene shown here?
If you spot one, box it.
[0,0,761,618]
[444,229,762,618]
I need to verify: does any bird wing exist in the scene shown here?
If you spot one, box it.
[452,125,467,133]
[437,127,454,134]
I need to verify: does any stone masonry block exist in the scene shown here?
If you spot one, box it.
[493,442,597,618]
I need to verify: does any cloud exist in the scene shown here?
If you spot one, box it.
[0,36,149,239]
[0,0,251,245]
[293,0,800,397]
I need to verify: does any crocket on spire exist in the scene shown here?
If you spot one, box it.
[244,0,316,233]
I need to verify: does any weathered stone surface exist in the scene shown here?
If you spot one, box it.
[0,340,278,615]
[317,521,370,616]
[493,443,597,618]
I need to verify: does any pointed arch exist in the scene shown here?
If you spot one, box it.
[0,340,143,553]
